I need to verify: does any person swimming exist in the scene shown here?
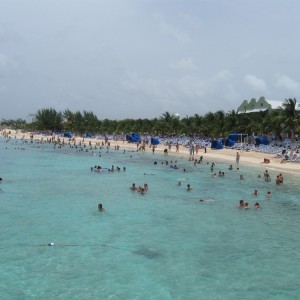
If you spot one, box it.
[199,198,215,202]
[143,183,148,192]
[137,186,146,194]
[238,200,244,208]
[187,184,192,191]
[275,175,281,185]
[254,202,260,208]
[130,183,137,191]
[279,173,284,184]
[98,203,105,212]
[266,191,272,198]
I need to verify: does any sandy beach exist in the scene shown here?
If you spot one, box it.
[2,129,300,176]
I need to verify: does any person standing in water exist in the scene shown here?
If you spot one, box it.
[236,152,240,164]
[98,203,105,212]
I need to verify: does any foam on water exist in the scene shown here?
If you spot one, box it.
[0,137,300,299]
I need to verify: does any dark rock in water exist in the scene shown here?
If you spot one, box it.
[133,248,160,259]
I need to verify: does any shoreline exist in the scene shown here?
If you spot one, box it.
[2,129,300,176]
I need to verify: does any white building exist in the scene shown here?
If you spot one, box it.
[237,97,300,114]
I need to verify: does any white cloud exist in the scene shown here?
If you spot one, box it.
[275,74,299,90]
[171,58,198,71]
[244,74,267,91]
[155,14,190,43]
[121,72,162,97]
[2,0,300,120]
[214,70,233,81]
[240,48,257,61]
[121,70,240,114]
[179,13,202,30]
[0,85,7,93]
[0,53,17,72]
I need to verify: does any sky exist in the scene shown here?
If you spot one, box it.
[1,0,300,121]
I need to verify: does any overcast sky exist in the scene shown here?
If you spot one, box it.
[1,0,300,120]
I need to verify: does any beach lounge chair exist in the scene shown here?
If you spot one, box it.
[287,154,298,162]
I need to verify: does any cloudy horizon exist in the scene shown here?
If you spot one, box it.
[1,0,300,120]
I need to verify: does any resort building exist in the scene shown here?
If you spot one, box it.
[237,97,300,114]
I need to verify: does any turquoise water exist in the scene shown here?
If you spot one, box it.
[0,137,300,300]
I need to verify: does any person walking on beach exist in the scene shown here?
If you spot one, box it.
[236,152,240,164]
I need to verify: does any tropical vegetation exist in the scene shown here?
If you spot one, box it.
[1,98,299,141]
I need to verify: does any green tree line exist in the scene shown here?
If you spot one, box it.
[2,98,299,140]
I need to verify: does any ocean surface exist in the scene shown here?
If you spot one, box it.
[0,137,300,300]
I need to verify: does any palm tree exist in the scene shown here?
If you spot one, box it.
[224,110,238,134]
[159,111,175,134]
[214,110,226,137]
[282,98,299,140]
[191,113,203,135]
[263,110,283,140]
[34,108,63,131]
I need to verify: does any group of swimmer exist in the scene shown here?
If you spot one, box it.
[237,188,273,209]
[180,151,286,210]
[130,183,149,194]
[238,200,260,209]
[275,173,284,185]
[91,165,126,172]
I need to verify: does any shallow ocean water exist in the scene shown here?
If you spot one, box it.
[0,137,300,299]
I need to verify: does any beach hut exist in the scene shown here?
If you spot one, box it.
[63,132,73,138]
[255,136,269,145]
[211,140,223,150]
[150,137,160,145]
[225,138,235,147]
[228,132,248,143]
[126,133,141,143]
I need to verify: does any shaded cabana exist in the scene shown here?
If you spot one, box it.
[211,140,223,150]
[126,133,141,143]
[255,136,269,145]
[228,132,248,143]
[150,137,160,145]
[63,132,73,138]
